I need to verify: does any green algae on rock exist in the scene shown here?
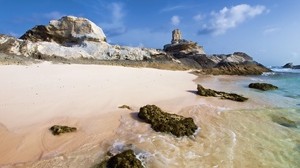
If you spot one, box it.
[96,150,143,168]
[249,83,278,91]
[138,105,198,137]
[49,125,77,135]
[197,84,248,102]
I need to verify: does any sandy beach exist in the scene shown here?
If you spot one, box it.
[1,63,297,168]
[0,63,200,166]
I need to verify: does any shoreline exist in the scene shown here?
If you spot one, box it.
[0,63,291,167]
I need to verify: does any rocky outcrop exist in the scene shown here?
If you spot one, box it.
[197,84,248,102]
[98,150,143,168]
[0,16,169,61]
[282,63,300,69]
[138,105,198,137]
[163,29,205,57]
[200,52,271,75]
[20,16,106,44]
[249,83,278,91]
[49,125,77,135]
[0,17,270,75]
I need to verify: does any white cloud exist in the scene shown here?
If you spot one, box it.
[43,11,65,20]
[193,14,205,21]
[171,15,180,26]
[263,27,279,35]
[99,2,126,36]
[199,4,267,35]
[160,5,186,13]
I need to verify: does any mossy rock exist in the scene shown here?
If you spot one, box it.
[249,83,278,91]
[49,125,77,135]
[271,116,297,128]
[97,150,143,168]
[138,105,198,137]
[197,84,248,102]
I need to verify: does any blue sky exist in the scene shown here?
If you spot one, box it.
[0,0,299,65]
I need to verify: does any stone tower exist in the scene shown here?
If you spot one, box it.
[171,29,182,44]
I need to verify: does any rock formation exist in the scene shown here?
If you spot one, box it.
[197,84,248,102]
[282,62,300,69]
[163,29,205,56]
[0,16,271,75]
[0,16,168,61]
[20,16,106,44]
[98,150,143,168]
[248,83,278,91]
[138,105,198,137]
[49,125,77,135]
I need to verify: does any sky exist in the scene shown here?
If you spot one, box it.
[0,0,300,66]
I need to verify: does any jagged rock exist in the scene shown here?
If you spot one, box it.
[249,83,278,91]
[282,63,293,68]
[49,125,77,135]
[138,105,198,137]
[282,62,300,69]
[163,29,205,57]
[97,150,143,168]
[197,84,248,102]
[20,16,106,44]
[271,116,297,128]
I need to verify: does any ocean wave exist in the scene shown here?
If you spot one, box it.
[271,68,300,73]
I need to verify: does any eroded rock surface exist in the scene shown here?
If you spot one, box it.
[249,83,278,91]
[97,150,143,168]
[49,125,77,135]
[197,84,248,102]
[138,105,198,137]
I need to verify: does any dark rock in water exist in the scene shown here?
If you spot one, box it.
[249,83,278,91]
[49,125,77,135]
[271,116,297,128]
[197,84,248,102]
[138,105,198,137]
[282,63,293,68]
[282,62,300,69]
[97,150,143,168]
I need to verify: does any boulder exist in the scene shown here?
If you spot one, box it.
[98,150,143,168]
[197,84,248,102]
[49,125,77,135]
[282,63,293,68]
[138,105,198,137]
[20,16,106,45]
[282,62,300,69]
[249,83,278,91]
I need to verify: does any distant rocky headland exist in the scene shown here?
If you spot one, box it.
[0,16,270,75]
[282,63,300,69]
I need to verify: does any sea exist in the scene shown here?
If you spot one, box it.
[27,67,300,168]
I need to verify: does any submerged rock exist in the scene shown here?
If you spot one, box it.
[271,116,297,128]
[249,83,278,91]
[138,105,198,137]
[49,125,77,135]
[97,150,143,168]
[197,84,248,102]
